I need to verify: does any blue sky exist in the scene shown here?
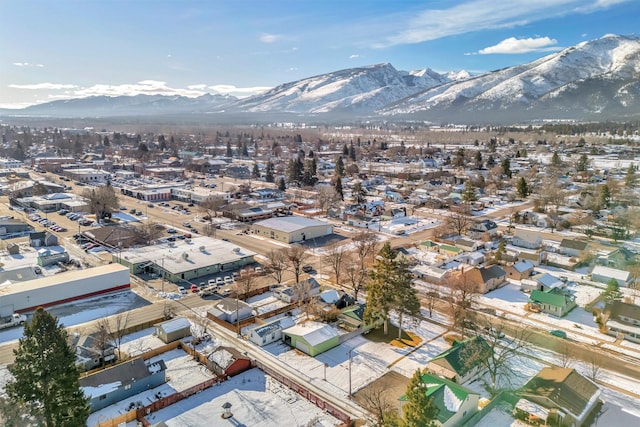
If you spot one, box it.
[1,0,638,108]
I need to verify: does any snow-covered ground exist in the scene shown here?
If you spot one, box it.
[138,368,341,427]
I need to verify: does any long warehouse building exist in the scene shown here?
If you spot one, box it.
[0,264,130,315]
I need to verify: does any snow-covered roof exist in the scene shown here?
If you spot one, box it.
[591,265,631,281]
[156,317,191,334]
[283,322,339,346]
[253,216,329,233]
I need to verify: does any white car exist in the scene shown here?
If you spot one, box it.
[224,276,233,284]
[216,277,224,285]
[177,286,187,295]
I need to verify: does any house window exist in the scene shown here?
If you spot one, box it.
[125,384,131,390]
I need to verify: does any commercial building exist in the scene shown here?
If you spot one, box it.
[116,236,256,283]
[64,168,111,184]
[252,216,333,243]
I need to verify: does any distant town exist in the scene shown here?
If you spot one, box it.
[0,121,638,426]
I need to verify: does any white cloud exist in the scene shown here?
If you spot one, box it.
[259,33,281,43]
[207,84,271,97]
[12,62,44,68]
[9,83,77,90]
[478,36,560,54]
[72,81,206,98]
[349,54,360,59]
[187,84,207,90]
[375,0,632,48]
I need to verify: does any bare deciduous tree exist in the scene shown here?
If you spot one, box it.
[285,244,308,284]
[323,241,347,285]
[83,185,120,221]
[198,196,226,221]
[316,185,339,213]
[135,220,164,244]
[234,271,259,300]
[352,230,379,265]
[357,381,400,427]
[556,341,575,368]
[447,271,479,333]
[586,353,603,381]
[264,249,287,284]
[446,210,473,237]
[342,254,368,301]
[95,312,129,360]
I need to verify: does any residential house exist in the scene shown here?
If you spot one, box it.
[590,265,632,287]
[419,240,439,253]
[533,273,565,292]
[80,358,167,412]
[462,265,507,294]
[206,346,252,377]
[458,251,485,266]
[282,321,340,356]
[439,244,463,258]
[413,265,449,285]
[504,260,534,280]
[558,239,589,258]
[0,219,31,236]
[529,288,576,317]
[455,238,479,253]
[426,337,491,384]
[338,303,382,332]
[248,316,295,347]
[72,333,117,371]
[207,298,253,323]
[154,317,191,344]
[603,301,640,344]
[399,372,479,427]
[29,231,57,247]
[273,278,321,303]
[516,367,601,427]
[596,247,638,270]
[512,229,542,250]
[468,219,498,240]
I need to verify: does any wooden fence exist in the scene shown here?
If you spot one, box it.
[94,409,137,427]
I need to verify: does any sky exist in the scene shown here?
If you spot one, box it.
[1,0,639,109]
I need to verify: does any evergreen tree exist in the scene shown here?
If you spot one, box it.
[602,279,623,304]
[343,143,349,155]
[516,177,529,199]
[334,176,344,200]
[252,163,260,179]
[7,308,90,426]
[551,151,562,167]
[277,176,286,191]
[400,370,438,427]
[242,141,249,157]
[364,242,420,336]
[348,143,356,161]
[625,164,636,187]
[308,149,314,158]
[335,156,345,177]
[475,151,483,169]
[494,239,506,262]
[501,158,512,178]
[226,141,233,157]
[265,160,275,183]
[352,181,367,204]
[461,180,478,204]
[599,184,611,208]
[102,135,110,147]
[301,160,317,187]
[576,153,590,172]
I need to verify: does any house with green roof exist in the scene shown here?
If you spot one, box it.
[439,244,462,258]
[426,336,491,384]
[399,372,479,427]
[529,288,576,317]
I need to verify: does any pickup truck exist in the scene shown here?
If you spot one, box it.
[0,313,27,330]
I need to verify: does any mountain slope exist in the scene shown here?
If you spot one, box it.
[381,34,640,121]
[230,63,452,114]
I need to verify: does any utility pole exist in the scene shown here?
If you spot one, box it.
[161,257,165,294]
[348,349,352,399]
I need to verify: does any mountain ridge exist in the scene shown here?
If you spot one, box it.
[2,34,640,124]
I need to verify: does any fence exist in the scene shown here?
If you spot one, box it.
[94,410,137,427]
[136,376,224,425]
[255,360,352,425]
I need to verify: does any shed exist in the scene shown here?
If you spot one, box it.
[282,321,340,356]
[6,243,20,255]
[154,317,192,343]
[248,316,295,347]
[207,346,252,377]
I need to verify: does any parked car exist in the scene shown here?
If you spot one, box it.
[167,228,177,234]
[224,276,233,284]
[208,279,217,287]
[190,284,199,293]
[178,286,187,295]
[550,330,567,339]
[302,264,313,273]
[216,277,224,285]
[183,222,191,227]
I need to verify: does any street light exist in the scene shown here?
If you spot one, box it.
[348,349,353,399]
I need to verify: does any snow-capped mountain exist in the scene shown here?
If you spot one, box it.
[4,93,236,117]
[2,34,639,123]
[381,34,640,122]
[230,63,453,114]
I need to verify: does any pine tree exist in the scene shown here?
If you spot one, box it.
[277,176,286,191]
[334,176,344,200]
[625,163,636,187]
[501,158,511,178]
[335,156,345,177]
[461,180,478,204]
[352,181,367,204]
[400,370,438,427]
[599,184,611,208]
[265,160,275,183]
[602,279,623,304]
[551,151,562,167]
[516,177,529,199]
[576,153,589,172]
[252,163,260,179]
[349,143,356,161]
[226,141,233,157]
[7,308,90,426]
